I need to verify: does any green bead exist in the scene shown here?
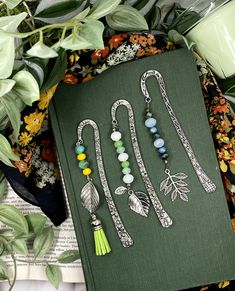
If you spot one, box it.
[116,146,125,154]
[121,161,129,168]
[79,160,89,169]
[114,140,123,148]
[75,145,85,154]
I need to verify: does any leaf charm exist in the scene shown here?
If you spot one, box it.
[81,181,100,214]
[128,192,150,217]
[115,186,127,195]
[160,169,190,202]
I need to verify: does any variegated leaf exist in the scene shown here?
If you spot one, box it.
[171,189,178,201]
[164,184,172,195]
[115,186,127,195]
[128,192,150,217]
[160,177,169,191]
[179,187,190,193]
[179,192,189,202]
[175,180,187,187]
[173,172,188,179]
[81,181,99,214]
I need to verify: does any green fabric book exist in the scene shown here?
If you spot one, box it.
[50,48,235,291]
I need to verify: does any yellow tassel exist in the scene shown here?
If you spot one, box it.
[91,218,111,256]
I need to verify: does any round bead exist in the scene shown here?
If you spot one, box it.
[83,168,92,176]
[75,145,85,154]
[79,160,89,169]
[121,161,130,168]
[158,146,167,154]
[154,138,165,149]
[111,131,122,141]
[123,174,134,184]
[77,153,86,161]
[145,118,157,128]
[118,153,129,162]
[114,140,123,148]
[150,127,157,134]
[116,146,125,154]
[122,167,131,175]
[161,153,169,160]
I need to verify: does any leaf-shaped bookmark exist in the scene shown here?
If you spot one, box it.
[81,181,100,214]
[128,192,150,217]
[115,186,127,195]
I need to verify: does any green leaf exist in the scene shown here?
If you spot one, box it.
[41,48,67,92]
[0,133,19,164]
[0,259,8,281]
[133,0,157,15]
[11,70,40,106]
[23,59,45,88]
[4,0,22,9]
[0,242,5,256]
[1,93,21,140]
[0,179,7,201]
[88,0,121,20]
[0,204,28,235]
[79,19,104,49]
[106,5,149,31]
[145,4,161,30]
[25,213,47,235]
[0,12,27,32]
[33,226,54,258]
[0,80,15,98]
[35,0,87,24]
[57,250,80,264]
[27,41,58,59]
[12,239,28,255]
[45,264,62,289]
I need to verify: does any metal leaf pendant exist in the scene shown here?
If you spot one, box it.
[81,181,100,214]
[160,169,189,202]
[128,191,150,217]
[115,186,127,195]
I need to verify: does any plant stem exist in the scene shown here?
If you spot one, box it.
[8,253,17,291]
[16,258,57,264]
[23,1,35,28]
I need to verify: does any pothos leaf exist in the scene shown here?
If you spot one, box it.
[45,264,62,289]
[0,133,19,166]
[4,0,22,9]
[0,179,7,201]
[33,226,54,258]
[11,239,28,255]
[0,259,8,280]
[57,250,80,263]
[88,0,121,20]
[25,213,47,235]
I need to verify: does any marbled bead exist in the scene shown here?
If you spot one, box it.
[121,161,130,168]
[145,117,157,128]
[114,140,123,148]
[150,127,157,134]
[154,138,165,148]
[122,167,131,175]
[158,146,167,154]
[161,153,169,160]
[75,145,85,154]
[123,174,134,184]
[116,146,125,154]
[111,131,122,141]
[79,160,89,169]
[118,153,129,162]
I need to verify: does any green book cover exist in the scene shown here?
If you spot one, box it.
[50,49,235,291]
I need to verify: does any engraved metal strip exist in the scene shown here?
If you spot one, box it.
[111,100,173,228]
[140,70,216,193]
[77,119,133,247]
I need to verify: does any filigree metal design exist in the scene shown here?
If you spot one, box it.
[111,100,173,228]
[140,70,216,193]
[77,119,133,247]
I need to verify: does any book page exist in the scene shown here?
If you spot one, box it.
[1,184,85,283]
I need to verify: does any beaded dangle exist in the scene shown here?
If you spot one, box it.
[110,122,150,217]
[77,119,133,250]
[140,70,216,202]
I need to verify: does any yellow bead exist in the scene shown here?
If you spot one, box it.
[77,153,86,161]
[83,168,92,176]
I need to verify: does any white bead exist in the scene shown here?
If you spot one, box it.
[123,174,134,184]
[111,131,122,141]
[118,153,129,162]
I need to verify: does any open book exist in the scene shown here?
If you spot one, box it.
[1,183,85,283]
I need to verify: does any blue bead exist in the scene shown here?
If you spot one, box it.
[158,146,167,154]
[75,145,85,154]
[145,118,157,128]
[150,127,157,134]
[154,138,165,148]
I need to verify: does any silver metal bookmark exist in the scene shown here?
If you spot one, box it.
[111,100,173,228]
[77,119,133,248]
[140,70,216,194]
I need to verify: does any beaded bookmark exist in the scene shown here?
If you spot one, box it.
[111,100,172,227]
[76,119,133,250]
[140,70,216,201]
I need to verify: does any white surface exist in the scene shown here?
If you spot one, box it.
[0,281,86,291]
